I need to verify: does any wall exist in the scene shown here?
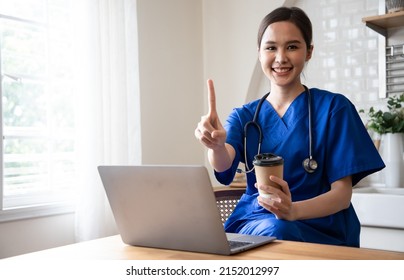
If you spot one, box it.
[137,0,205,165]
[0,214,75,258]
[300,0,380,101]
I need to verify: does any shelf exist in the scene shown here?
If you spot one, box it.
[362,10,404,36]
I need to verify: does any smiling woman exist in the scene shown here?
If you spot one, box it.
[195,6,385,248]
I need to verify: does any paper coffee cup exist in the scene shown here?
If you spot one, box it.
[253,153,284,198]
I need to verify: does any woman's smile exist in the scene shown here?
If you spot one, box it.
[272,66,293,74]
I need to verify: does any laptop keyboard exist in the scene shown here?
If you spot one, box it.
[228,240,253,249]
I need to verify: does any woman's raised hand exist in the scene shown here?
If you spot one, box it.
[195,79,227,150]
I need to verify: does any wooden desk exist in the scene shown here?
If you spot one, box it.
[9,235,404,260]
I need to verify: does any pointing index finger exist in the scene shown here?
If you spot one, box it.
[207,79,217,116]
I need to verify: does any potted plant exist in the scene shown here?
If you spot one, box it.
[359,93,404,188]
[360,94,404,135]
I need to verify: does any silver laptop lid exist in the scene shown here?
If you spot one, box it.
[98,165,233,255]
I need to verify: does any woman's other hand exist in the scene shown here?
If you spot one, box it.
[256,175,295,220]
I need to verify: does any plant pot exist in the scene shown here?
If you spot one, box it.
[382,133,404,188]
[386,0,404,13]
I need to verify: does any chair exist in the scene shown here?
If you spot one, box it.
[214,188,245,225]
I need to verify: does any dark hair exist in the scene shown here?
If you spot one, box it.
[257,7,312,50]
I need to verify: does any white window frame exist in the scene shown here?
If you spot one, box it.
[0,5,76,222]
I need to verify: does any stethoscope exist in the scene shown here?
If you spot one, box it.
[238,85,318,174]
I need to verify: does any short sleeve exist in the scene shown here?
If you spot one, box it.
[325,96,385,186]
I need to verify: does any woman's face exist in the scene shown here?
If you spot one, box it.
[258,21,312,89]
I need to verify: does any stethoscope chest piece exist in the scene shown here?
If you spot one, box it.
[302,158,318,173]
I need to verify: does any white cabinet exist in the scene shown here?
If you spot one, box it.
[352,187,404,252]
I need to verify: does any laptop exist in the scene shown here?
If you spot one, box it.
[98,165,276,255]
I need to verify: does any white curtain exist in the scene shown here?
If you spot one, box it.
[71,0,141,241]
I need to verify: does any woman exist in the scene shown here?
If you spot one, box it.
[195,6,384,247]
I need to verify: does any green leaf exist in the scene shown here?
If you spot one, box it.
[359,93,404,134]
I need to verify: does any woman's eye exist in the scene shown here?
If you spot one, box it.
[287,45,298,50]
[265,46,276,51]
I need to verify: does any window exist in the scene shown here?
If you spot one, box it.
[0,0,76,215]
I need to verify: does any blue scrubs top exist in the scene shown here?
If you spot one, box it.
[215,88,385,247]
